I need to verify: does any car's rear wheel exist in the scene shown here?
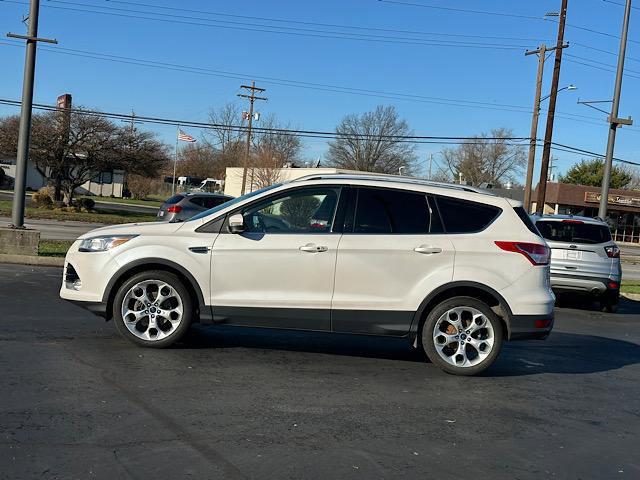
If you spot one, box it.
[421,296,504,376]
[113,270,192,348]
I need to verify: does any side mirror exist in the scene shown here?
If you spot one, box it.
[228,213,245,234]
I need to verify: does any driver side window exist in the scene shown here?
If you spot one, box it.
[242,188,340,234]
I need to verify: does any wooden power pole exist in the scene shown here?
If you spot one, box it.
[523,44,547,213]
[535,0,569,215]
[238,81,267,195]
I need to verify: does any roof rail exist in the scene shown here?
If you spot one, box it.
[291,172,493,194]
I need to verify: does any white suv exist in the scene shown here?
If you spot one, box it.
[60,174,555,375]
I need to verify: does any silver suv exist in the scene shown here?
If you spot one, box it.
[532,214,621,311]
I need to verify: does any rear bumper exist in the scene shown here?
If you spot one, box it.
[508,312,554,340]
[550,273,620,297]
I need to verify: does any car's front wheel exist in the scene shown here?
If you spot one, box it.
[421,296,504,376]
[113,270,192,348]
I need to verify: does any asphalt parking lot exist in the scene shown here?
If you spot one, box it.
[1,264,639,479]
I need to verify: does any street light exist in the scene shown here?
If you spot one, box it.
[540,84,577,104]
[398,166,406,176]
[523,84,577,212]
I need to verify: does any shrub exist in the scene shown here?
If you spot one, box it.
[33,186,55,209]
[79,197,96,211]
[127,174,158,199]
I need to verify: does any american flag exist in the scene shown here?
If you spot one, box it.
[177,129,196,143]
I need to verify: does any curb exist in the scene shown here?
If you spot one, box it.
[621,292,640,301]
[0,254,64,267]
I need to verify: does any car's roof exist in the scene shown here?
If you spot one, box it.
[179,192,233,198]
[532,213,607,225]
[292,172,493,195]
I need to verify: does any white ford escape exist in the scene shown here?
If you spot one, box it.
[61,173,555,375]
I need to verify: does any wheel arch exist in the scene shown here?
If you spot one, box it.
[410,282,513,341]
[102,258,208,322]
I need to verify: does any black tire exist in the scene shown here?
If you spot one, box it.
[113,270,193,348]
[600,290,620,313]
[421,296,504,376]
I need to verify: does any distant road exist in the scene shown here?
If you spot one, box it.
[0,216,103,240]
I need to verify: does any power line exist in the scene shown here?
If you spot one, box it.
[0,97,532,142]
[377,0,543,20]
[573,41,640,63]
[378,0,640,45]
[602,0,640,10]
[566,53,640,74]
[2,39,633,132]
[0,99,640,166]
[1,97,637,166]
[0,0,531,49]
[104,0,548,43]
[565,57,640,80]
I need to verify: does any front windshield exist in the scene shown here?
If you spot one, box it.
[186,184,282,222]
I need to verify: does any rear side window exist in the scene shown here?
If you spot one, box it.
[164,195,184,205]
[353,188,441,234]
[514,207,541,235]
[190,196,229,209]
[435,196,501,233]
[536,221,612,244]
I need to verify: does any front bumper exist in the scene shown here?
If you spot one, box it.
[508,312,554,340]
[65,299,108,318]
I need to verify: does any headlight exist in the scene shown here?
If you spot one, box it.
[78,235,137,252]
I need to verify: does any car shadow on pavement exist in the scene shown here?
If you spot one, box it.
[182,324,424,362]
[555,294,640,315]
[490,332,640,376]
[181,326,640,377]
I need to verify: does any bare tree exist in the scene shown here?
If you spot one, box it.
[1,110,170,204]
[441,128,525,186]
[0,115,19,158]
[204,102,245,166]
[249,115,302,189]
[176,143,226,179]
[326,105,417,174]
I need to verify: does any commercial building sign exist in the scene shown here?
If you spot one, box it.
[585,191,640,207]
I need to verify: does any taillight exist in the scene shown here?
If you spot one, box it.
[495,241,550,265]
[562,219,584,224]
[605,245,620,258]
[166,205,182,213]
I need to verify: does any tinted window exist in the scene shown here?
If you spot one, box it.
[536,221,612,244]
[165,194,184,205]
[514,207,541,235]
[353,188,438,234]
[436,196,501,233]
[187,184,280,222]
[243,188,340,234]
[190,196,229,209]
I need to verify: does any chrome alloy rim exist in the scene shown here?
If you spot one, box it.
[432,306,495,368]
[121,279,183,341]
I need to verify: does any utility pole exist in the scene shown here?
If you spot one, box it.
[7,0,57,228]
[535,0,568,215]
[428,153,433,180]
[523,44,546,213]
[237,81,267,195]
[599,0,633,219]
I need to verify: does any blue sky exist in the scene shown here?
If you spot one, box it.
[0,0,638,180]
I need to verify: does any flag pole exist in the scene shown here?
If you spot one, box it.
[172,125,179,195]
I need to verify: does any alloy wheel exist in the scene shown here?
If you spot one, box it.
[121,279,184,341]
[432,306,495,368]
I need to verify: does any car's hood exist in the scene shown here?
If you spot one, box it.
[77,220,188,240]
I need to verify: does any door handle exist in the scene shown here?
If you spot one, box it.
[188,246,211,254]
[299,244,328,253]
[414,245,443,254]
